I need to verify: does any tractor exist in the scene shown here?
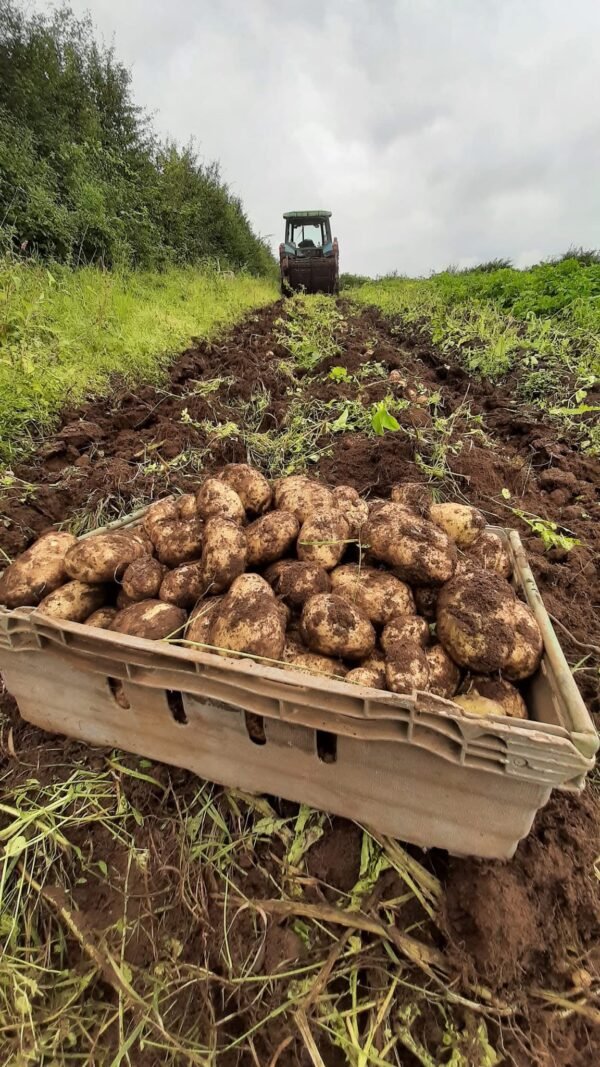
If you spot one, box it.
[279,210,339,295]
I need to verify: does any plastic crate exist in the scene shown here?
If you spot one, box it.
[0,524,596,858]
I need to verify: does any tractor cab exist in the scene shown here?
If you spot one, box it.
[279,210,339,294]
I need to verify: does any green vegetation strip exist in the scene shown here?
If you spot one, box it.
[0,259,276,461]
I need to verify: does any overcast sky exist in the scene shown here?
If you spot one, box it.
[47,0,600,275]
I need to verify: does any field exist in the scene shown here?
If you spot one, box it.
[0,272,599,1066]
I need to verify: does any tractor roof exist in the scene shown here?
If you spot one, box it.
[283,210,332,219]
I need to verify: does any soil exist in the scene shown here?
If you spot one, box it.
[1,299,599,1065]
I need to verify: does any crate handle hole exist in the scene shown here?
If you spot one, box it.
[167,690,187,725]
[245,712,266,745]
[316,730,337,764]
[107,677,130,710]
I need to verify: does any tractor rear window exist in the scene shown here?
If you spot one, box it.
[290,222,324,247]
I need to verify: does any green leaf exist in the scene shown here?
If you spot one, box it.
[371,401,401,435]
[329,407,350,432]
[5,834,28,859]
[501,487,511,499]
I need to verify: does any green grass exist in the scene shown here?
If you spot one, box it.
[0,258,277,462]
[350,258,600,454]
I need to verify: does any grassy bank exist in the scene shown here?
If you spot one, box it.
[350,259,600,454]
[0,259,277,461]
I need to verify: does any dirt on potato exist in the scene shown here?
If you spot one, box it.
[1,299,599,1066]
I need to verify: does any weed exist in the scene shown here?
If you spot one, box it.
[275,293,343,370]
[511,509,581,552]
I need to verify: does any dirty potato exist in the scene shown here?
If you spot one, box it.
[300,593,375,661]
[159,562,205,608]
[263,560,330,607]
[208,574,286,660]
[122,557,166,601]
[218,463,272,515]
[0,531,77,608]
[413,586,438,621]
[332,486,369,533]
[283,640,347,679]
[461,675,527,719]
[177,493,197,520]
[437,571,516,672]
[185,596,224,646]
[503,600,543,681]
[151,519,204,568]
[381,615,430,656]
[111,600,187,640]
[390,482,432,517]
[199,517,247,594]
[345,664,387,689]
[425,644,461,698]
[453,694,506,718]
[245,511,300,566]
[65,532,148,583]
[142,498,178,539]
[429,503,486,548]
[37,581,106,622]
[85,606,118,629]
[297,511,351,571]
[330,563,415,625]
[385,639,430,694]
[196,478,245,525]
[273,475,335,522]
[365,502,456,585]
[463,529,512,579]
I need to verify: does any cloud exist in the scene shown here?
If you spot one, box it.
[47,0,600,274]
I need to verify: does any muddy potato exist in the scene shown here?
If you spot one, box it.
[390,482,432,517]
[177,493,197,520]
[437,571,516,672]
[185,596,224,646]
[453,694,506,718]
[246,511,300,566]
[503,600,543,681]
[365,502,456,585]
[65,532,148,583]
[142,497,178,539]
[0,531,77,608]
[283,640,347,679]
[264,560,331,607]
[116,588,137,610]
[300,593,376,661]
[273,475,335,522]
[199,517,247,594]
[218,463,272,515]
[330,564,415,625]
[429,502,486,549]
[111,600,187,640]
[122,558,166,602]
[159,562,204,608]
[37,581,106,622]
[385,639,430,694]
[382,615,430,656]
[196,477,246,525]
[124,528,155,556]
[332,486,369,533]
[151,518,204,568]
[85,606,118,629]
[463,529,512,579]
[209,574,286,660]
[413,585,438,621]
[345,665,387,689]
[425,644,461,698]
[297,510,351,571]
[461,675,527,719]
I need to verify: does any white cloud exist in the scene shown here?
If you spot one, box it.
[44,0,600,274]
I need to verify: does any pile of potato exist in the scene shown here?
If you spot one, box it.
[0,465,544,720]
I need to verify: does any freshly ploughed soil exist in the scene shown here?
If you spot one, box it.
[0,299,599,1065]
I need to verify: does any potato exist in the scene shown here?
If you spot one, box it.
[218,463,272,515]
[300,594,375,661]
[65,532,148,583]
[297,510,351,571]
[246,511,299,566]
[151,519,204,568]
[37,581,106,622]
[122,558,166,601]
[413,586,438,621]
[390,482,432,517]
[283,640,347,678]
[185,596,224,646]
[142,498,178,539]
[365,502,456,585]
[345,665,387,689]
[116,588,137,610]
[461,675,527,719]
[503,601,543,681]
[463,529,512,579]
[332,486,369,533]
[0,531,76,608]
[85,606,118,629]
[177,493,197,520]
[425,644,461,698]
[429,503,486,548]
[159,562,204,608]
[196,478,245,524]
[453,694,506,718]
[436,572,516,672]
[385,640,430,694]
[111,600,187,640]
[199,517,247,594]
[382,615,430,656]
[263,560,330,607]
[208,574,286,661]
[273,475,335,522]
[330,564,414,625]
